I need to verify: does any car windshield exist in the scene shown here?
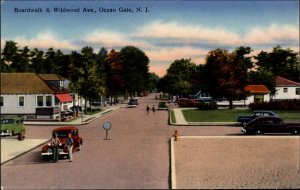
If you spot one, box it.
[55,130,71,138]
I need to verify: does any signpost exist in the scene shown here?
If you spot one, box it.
[103,121,111,140]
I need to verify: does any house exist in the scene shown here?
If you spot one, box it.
[244,85,271,105]
[0,73,78,120]
[271,76,300,101]
[189,90,212,101]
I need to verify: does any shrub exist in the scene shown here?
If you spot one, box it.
[158,101,168,109]
[249,100,300,110]
[198,101,218,110]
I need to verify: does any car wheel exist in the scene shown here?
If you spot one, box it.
[291,129,299,135]
[255,129,263,135]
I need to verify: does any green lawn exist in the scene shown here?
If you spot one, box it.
[181,109,300,122]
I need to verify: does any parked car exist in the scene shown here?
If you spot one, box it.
[176,98,201,108]
[158,101,168,110]
[237,110,277,126]
[41,126,83,160]
[0,117,25,140]
[127,99,138,108]
[241,116,300,135]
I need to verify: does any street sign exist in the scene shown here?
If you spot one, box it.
[103,121,111,140]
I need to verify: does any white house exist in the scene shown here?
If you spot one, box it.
[271,76,300,101]
[244,85,271,105]
[0,73,77,120]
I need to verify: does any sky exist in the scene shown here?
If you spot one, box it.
[1,0,299,77]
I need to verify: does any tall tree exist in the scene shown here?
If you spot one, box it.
[254,45,300,82]
[204,48,250,108]
[162,59,197,97]
[120,46,150,98]
[30,48,46,73]
[248,68,276,95]
[1,40,18,72]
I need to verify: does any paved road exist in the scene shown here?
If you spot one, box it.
[1,94,241,189]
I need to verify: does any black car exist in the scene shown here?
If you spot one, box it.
[127,99,138,108]
[237,110,277,126]
[241,116,300,135]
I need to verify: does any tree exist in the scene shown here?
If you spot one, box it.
[204,48,251,108]
[248,68,276,95]
[1,40,18,72]
[120,46,150,98]
[254,45,300,82]
[161,59,197,97]
[148,72,160,93]
[30,48,46,73]
[105,49,123,104]
[69,47,105,112]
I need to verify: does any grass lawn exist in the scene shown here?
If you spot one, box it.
[181,109,300,122]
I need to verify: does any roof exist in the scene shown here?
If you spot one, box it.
[244,85,270,94]
[275,76,300,87]
[1,73,53,94]
[38,74,65,81]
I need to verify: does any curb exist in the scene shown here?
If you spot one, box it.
[1,139,50,165]
[170,137,176,189]
[24,108,117,126]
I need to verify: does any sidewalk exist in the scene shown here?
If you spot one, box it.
[170,108,237,126]
[24,106,121,126]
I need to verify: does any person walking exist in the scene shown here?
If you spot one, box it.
[51,132,60,163]
[146,104,150,115]
[152,105,156,115]
[66,133,73,162]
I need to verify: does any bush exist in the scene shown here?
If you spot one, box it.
[198,101,217,110]
[158,101,168,109]
[249,100,300,110]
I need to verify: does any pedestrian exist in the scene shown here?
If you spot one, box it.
[146,104,150,115]
[152,105,156,115]
[51,132,61,163]
[66,133,73,162]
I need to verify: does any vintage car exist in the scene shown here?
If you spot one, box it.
[176,98,201,108]
[0,117,25,140]
[241,116,300,135]
[127,99,138,108]
[236,110,277,126]
[41,126,83,159]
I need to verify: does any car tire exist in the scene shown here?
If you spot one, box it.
[255,129,263,135]
[291,129,299,135]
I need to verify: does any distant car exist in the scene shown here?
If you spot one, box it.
[237,110,277,126]
[0,117,25,140]
[127,99,138,108]
[176,98,201,108]
[241,116,300,135]
[41,126,83,160]
[158,101,168,110]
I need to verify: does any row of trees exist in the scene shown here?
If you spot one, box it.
[1,41,155,108]
[158,46,300,108]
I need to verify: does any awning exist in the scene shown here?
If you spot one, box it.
[55,93,73,103]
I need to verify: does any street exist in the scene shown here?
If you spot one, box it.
[1,94,241,189]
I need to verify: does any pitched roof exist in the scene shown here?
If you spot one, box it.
[244,85,270,94]
[1,73,53,94]
[38,74,65,81]
[275,76,300,87]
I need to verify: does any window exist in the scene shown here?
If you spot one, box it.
[46,95,52,106]
[296,88,300,95]
[283,88,288,93]
[18,96,25,107]
[254,94,264,103]
[0,96,3,107]
[37,96,44,106]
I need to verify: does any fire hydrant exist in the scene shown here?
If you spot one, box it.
[173,130,179,141]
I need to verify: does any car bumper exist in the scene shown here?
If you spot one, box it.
[41,149,68,156]
[1,131,11,136]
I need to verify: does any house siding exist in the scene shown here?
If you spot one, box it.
[272,86,300,100]
[1,94,36,114]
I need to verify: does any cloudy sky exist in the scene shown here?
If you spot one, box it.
[1,0,299,76]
